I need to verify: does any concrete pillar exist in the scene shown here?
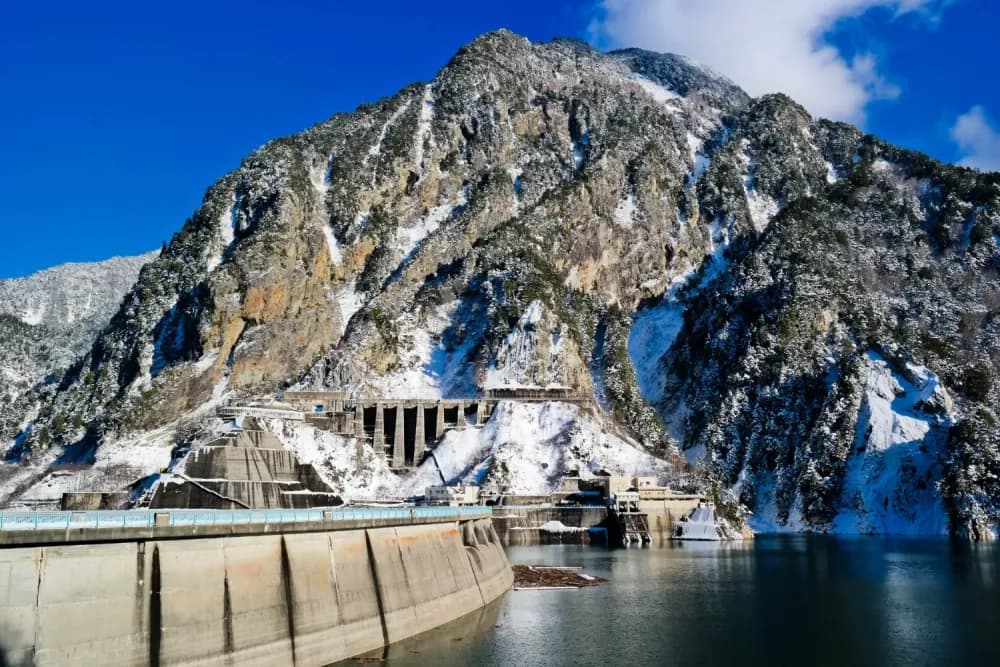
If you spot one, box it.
[392,404,405,469]
[476,401,488,426]
[435,403,446,440]
[414,404,426,466]
[353,404,364,438]
[374,402,385,453]
[456,401,466,431]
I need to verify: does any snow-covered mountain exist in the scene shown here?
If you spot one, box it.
[2,32,997,539]
[0,252,157,403]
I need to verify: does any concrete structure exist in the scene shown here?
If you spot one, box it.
[0,510,511,666]
[60,491,129,511]
[149,426,341,510]
[639,496,706,546]
[250,394,504,471]
[220,390,594,472]
[425,485,480,506]
[491,506,610,545]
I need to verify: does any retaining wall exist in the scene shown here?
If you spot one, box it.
[640,497,704,545]
[0,517,511,666]
[490,506,610,545]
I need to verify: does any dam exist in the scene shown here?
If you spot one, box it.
[218,390,594,470]
[0,506,512,666]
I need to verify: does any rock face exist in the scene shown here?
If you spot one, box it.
[2,31,998,538]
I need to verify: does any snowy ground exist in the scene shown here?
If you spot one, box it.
[741,351,953,536]
[258,401,671,500]
[830,351,952,535]
[360,298,480,398]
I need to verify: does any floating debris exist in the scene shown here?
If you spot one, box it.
[512,564,606,590]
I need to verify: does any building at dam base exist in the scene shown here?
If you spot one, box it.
[0,514,511,666]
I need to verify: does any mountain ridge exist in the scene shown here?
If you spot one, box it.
[2,30,997,539]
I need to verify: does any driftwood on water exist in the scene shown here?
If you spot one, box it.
[512,564,606,589]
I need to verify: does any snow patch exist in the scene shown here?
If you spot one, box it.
[309,156,334,195]
[19,304,46,326]
[741,143,781,232]
[337,279,365,337]
[322,224,343,267]
[831,351,952,535]
[362,299,481,399]
[368,101,412,159]
[414,84,435,171]
[630,74,680,106]
[825,160,840,184]
[613,193,637,228]
[627,274,692,409]
[206,192,240,272]
[688,132,710,182]
[395,186,468,261]
[484,300,569,390]
[397,402,672,496]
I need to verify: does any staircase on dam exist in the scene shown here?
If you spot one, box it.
[149,423,342,510]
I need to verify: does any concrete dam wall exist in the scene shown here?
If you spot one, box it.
[0,517,511,666]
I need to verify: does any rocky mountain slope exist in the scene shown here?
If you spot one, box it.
[0,252,157,405]
[1,32,997,538]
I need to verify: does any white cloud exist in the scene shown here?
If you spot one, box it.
[950,106,1000,172]
[589,0,944,125]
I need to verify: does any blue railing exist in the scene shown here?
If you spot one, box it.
[0,505,491,532]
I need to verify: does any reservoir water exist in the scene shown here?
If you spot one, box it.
[358,536,1000,666]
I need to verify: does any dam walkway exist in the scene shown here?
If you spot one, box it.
[0,505,491,547]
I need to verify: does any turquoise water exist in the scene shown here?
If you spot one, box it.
[363,536,1000,666]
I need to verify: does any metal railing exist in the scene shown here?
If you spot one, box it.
[0,505,491,532]
[215,405,306,421]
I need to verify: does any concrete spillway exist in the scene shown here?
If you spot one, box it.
[0,511,511,666]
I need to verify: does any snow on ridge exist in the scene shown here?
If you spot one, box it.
[395,184,469,262]
[206,192,240,272]
[414,84,435,172]
[829,351,952,536]
[398,401,672,496]
[740,143,780,232]
[322,224,343,267]
[484,299,568,391]
[687,132,710,183]
[368,100,412,159]
[310,155,334,195]
[824,160,839,184]
[337,279,365,337]
[629,73,681,108]
[0,250,157,331]
[362,299,480,399]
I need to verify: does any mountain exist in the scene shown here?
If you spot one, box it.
[1,31,997,539]
[0,252,157,405]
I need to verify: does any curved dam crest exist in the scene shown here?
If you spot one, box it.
[0,516,511,666]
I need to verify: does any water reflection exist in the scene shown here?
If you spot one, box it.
[338,537,1000,666]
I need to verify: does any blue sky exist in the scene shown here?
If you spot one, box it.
[1,0,997,278]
